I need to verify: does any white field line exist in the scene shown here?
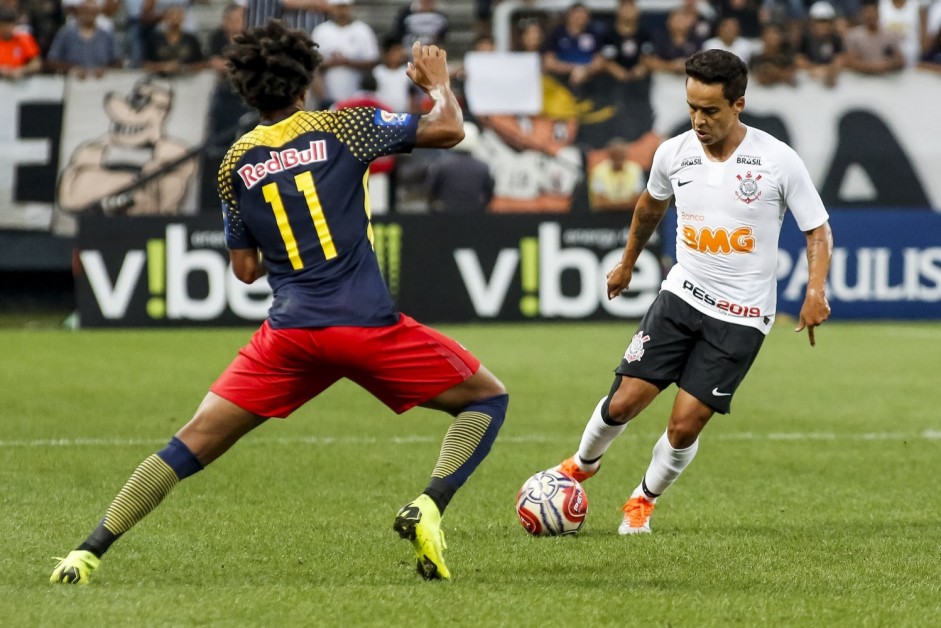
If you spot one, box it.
[0,431,939,448]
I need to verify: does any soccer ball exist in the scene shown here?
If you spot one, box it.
[516,469,588,536]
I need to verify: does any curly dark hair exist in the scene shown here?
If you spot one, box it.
[225,20,323,112]
[685,49,748,104]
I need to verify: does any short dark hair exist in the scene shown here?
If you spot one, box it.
[225,20,323,112]
[685,49,748,103]
[381,35,402,53]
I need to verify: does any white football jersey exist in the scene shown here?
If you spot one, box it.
[648,126,828,333]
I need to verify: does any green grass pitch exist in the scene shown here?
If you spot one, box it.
[2,321,939,625]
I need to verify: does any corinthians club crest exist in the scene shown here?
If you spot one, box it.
[624,330,650,363]
[735,171,762,204]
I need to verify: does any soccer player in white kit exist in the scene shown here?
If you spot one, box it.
[554,49,834,534]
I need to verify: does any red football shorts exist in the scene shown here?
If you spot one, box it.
[210,315,480,418]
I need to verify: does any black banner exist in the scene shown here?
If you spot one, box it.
[76,214,662,327]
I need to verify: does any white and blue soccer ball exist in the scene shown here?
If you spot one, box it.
[516,469,588,536]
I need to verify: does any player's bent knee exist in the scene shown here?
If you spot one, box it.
[667,417,707,448]
[605,395,638,425]
[605,375,662,424]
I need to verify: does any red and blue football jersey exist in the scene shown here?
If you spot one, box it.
[217,108,418,328]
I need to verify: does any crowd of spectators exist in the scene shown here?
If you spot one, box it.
[2,0,939,214]
[508,0,941,92]
[468,0,941,212]
[3,0,937,88]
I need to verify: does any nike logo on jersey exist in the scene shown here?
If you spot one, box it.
[712,388,732,397]
[677,180,693,187]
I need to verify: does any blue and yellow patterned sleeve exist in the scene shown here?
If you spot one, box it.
[217,144,258,250]
[221,201,258,250]
[333,107,419,163]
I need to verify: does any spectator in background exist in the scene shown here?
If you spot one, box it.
[135,0,201,69]
[474,0,509,37]
[427,122,493,213]
[542,2,608,87]
[447,32,496,88]
[845,1,905,73]
[0,7,42,79]
[589,137,645,212]
[20,0,66,56]
[124,0,150,67]
[142,5,205,76]
[704,16,759,64]
[471,33,495,52]
[393,0,449,53]
[918,24,941,72]
[749,22,797,85]
[245,0,327,33]
[716,0,763,39]
[763,0,808,26]
[62,0,119,32]
[207,3,252,144]
[602,0,655,141]
[334,72,398,213]
[647,9,702,74]
[282,0,328,34]
[681,0,717,44]
[311,0,379,106]
[208,2,244,62]
[827,1,863,32]
[46,0,120,77]
[516,16,545,53]
[797,1,845,87]
[761,0,806,51]
[879,0,928,66]
[374,36,414,113]
[603,0,650,83]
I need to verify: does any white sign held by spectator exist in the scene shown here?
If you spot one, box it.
[464,52,542,116]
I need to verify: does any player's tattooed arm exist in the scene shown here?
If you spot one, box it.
[796,221,833,346]
[606,190,671,300]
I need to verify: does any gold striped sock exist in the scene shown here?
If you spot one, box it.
[102,454,180,535]
[431,411,492,479]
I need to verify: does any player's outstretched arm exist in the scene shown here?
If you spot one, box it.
[408,42,464,149]
[795,221,833,346]
[607,190,671,300]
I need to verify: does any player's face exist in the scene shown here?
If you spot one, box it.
[686,78,743,146]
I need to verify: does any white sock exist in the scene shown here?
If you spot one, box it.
[632,430,699,501]
[574,397,627,471]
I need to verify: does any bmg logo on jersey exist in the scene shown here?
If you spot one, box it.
[237,140,328,189]
[682,225,755,254]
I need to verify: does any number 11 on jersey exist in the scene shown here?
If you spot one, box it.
[262,171,337,269]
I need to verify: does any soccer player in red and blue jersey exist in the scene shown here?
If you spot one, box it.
[51,22,507,583]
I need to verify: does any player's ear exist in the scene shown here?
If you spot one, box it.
[732,96,745,114]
